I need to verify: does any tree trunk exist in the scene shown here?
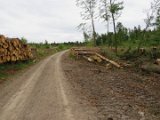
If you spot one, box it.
[138,30,146,51]
[91,16,96,46]
[107,20,110,33]
[111,13,117,54]
[104,0,110,34]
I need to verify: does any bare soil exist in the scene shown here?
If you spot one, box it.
[62,52,160,120]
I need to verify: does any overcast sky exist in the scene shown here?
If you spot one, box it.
[0,0,153,43]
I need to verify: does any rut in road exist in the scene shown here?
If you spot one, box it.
[0,51,97,120]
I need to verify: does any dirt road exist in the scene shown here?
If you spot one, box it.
[0,51,97,120]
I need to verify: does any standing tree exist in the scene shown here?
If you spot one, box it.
[21,37,27,44]
[108,0,124,53]
[152,0,160,29]
[138,0,160,49]
[155,9,160,29]
[138,10,154,49]
[99,0,111,33]
[77,23,91,43]
[76,0,97,46]
[116,22,128,44]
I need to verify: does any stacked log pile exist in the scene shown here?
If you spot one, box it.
[70,47,101,57]
[70,47,122,68]
[0,35,33,64]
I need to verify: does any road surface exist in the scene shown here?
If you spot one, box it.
[0,51,97,120]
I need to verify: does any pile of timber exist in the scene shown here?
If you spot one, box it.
[70,47,101,56]
[70,47,121,68]
[0,35,33,64]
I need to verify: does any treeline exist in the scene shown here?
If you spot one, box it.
[96,23,160,47]
[29,41,84,48]
[76,0,160,53]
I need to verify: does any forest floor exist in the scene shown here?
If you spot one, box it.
[62,52,160,120]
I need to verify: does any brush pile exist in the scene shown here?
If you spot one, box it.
[0,35,33,64]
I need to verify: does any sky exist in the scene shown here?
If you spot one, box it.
[0,0,153,43]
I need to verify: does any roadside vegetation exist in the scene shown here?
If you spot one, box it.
[0,42,55,81]
[76,0,160,73]
[0,37,85,81]
[77,0,160,52]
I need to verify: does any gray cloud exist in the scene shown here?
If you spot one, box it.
[0,0,153,43]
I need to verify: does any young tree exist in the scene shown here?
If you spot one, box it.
[76,0,97,46]
[155,9,160,29]
[108,0,124,53]
[21,37,27,44]
[138,0,158,49]
[77,23,91,43]
[116,22,128,44]
[152,0,160,29]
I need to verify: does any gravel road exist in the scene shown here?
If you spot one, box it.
[0,51,97,120]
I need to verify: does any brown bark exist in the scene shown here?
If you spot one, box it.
[0,35,33,64]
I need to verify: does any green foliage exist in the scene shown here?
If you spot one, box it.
[96,33,113,46]
[109,1,124,15]
[21,37,27,44]
[119,48,139,60]
[95,21,160,49]
[58,44,65,50]
[101,47,118,60]
[29,43,57,59]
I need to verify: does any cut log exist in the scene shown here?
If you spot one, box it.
[141,64,160,74]
[139,48,146,54]
[83,56,94,62]
[70,47,101,57]
[155,59,160,65]
[95,53,121,68]
[91,55,102,63]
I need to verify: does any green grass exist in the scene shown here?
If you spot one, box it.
[0,60,34,80]
[0,43,70,80]
[0,44,63,82]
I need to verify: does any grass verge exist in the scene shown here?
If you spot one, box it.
[0,45,67,82]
